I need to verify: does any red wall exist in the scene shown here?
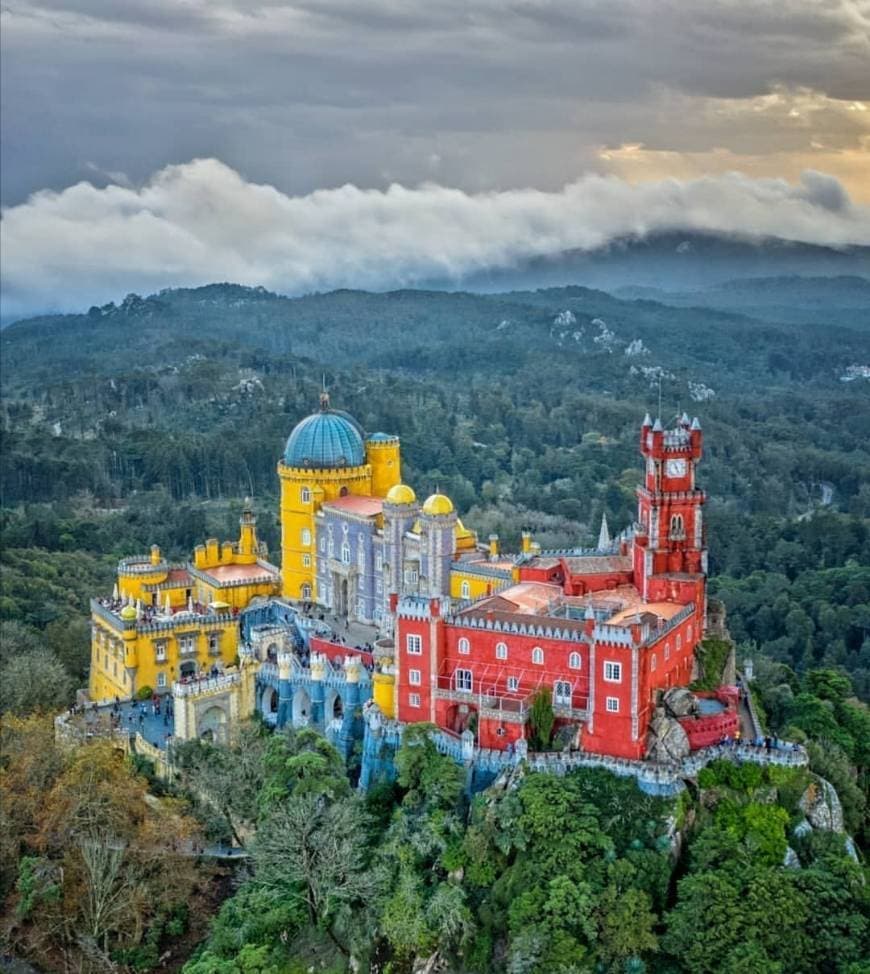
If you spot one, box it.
[309,636,373,668]
[441,625,589,711]
[395,615,438,725]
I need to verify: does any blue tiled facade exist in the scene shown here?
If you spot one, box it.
[314,502,457,624]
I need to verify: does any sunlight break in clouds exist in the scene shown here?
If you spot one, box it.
[2,158,869,319]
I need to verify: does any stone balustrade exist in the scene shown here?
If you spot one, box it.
[173,671,240,698]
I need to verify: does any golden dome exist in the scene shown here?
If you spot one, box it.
[386,483,417,505]
[119,604,137,621]
[422,492,454,516]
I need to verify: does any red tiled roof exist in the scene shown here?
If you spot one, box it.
[322,495,384,517]
[473,582,563,615]
[201,563,279,584]
[563,555,633,574]
[166,568,192,585]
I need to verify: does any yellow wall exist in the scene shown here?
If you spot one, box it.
[367,438,402,499]
[278,462,373,600]
[194,576,278,612]
[449,568,499,601]
[89,615,239,702]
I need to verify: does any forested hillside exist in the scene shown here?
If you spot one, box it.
[1,278,869,972]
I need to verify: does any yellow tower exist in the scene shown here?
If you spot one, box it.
[277,393,401,601]
[366,433,401,498]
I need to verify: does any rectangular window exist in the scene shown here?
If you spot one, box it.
[320,537,326,553]
[507,676,519,692]
[157,672,167,688]
[409,668,421,686]
[606,696,620,713]
[302,553,311,568]
[455,668,473,692]
[375,553,383,571]
[155,640,167,662]
[406,634,422,655]
[604,661,622,683]
[409,693,421,708]
[664,643,670,661]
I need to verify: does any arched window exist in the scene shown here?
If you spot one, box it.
[669,514,685,539]
[532,646,544,665]
[676,634,682,651]
[458,637,470,655]
[460,580,471,599]
[454,668,473,692]
[568,652,581,670]
[553,680,572,707]
[687,623,693,640]
[300,486,311,504]
[496,641,508,660]
[301,528,311,546]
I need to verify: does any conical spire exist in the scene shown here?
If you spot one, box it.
[597,513,611,551]
[164,594,172,616]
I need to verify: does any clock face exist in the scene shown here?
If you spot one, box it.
[666,458,687,478]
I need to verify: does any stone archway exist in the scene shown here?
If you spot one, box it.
[325,688,344,725]
[446,702,478,736]
[199,705,228,743]
[261,685,278,719]
[265,641,279,663]
[292,687,311,727]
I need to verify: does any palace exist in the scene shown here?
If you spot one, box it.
[88,396,729,767]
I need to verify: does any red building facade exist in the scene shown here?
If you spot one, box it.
[394,414,709,760]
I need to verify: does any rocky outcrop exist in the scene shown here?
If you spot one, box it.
[783,846,801,869]
[645,709,691,763]
[799,777,844,833]
[663,687,699,719]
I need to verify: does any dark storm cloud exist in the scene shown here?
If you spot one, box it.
[2,0,868,203]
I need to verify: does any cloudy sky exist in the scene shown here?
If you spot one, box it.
[2,0,869,316]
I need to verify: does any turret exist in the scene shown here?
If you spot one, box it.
[488,534,500,560]
[366,434,402,498]
[150,544,161,567]
[640,413,652,451]
[238,499,258,564]
[521,530,533,554]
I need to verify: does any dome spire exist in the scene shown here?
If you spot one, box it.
[319,375,330,411]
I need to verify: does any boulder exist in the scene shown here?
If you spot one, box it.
[646,709,691,763]
[663,687,699,719]
[799,777,844,833]
[783,846,801,869]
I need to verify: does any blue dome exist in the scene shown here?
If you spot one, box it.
[283,406,365,469]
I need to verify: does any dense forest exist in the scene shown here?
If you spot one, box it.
[1,276,868,971]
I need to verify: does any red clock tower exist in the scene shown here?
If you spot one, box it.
[632,413,706,599]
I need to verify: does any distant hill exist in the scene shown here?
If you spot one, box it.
[3,280,868,405]
[3,230,868,329]
[431,231,870,294]
[613,274,870,326]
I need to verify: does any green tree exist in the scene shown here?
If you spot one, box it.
[528,689,555,751]
[0,649,74,715]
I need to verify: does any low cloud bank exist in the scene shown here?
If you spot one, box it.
[2,159,868,319]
